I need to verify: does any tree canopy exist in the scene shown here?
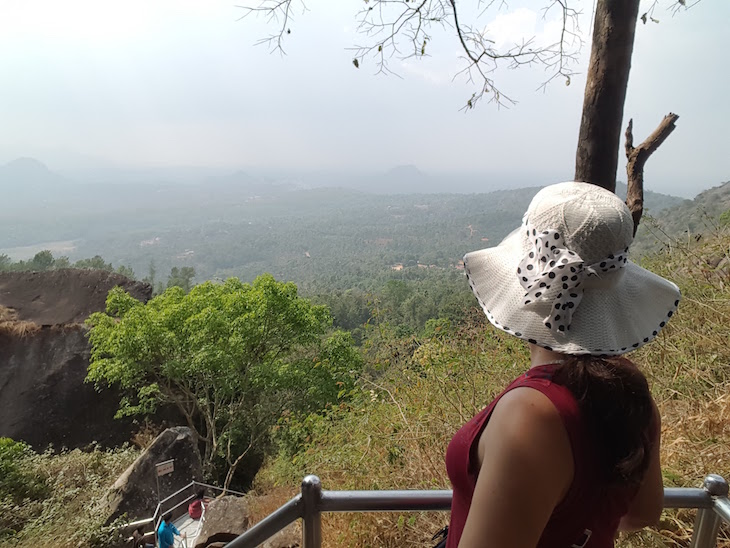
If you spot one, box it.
[86,274,362,487]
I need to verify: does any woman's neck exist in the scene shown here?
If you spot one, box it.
[529,344,568,369]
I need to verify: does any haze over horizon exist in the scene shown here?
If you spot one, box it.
[1,1,728,198]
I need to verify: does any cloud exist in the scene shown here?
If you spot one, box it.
[484,7,576,51]
[399,60,453,86]
[485,8,538,49]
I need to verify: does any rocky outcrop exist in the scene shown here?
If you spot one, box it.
[0,269,152,325]
[106,427,203,523]
[261,523,300,548]
[0,269,153,449]
[0,324,139,448]
[192,498,300,548]
[194,496,252,548]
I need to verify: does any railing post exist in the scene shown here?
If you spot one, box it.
[690,474,729,548]
[301,475,322,548]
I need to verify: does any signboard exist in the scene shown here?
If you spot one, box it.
[155,459,174,477]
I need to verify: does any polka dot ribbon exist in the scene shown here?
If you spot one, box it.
[517,225,629,333]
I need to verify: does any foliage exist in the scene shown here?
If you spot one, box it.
[0,438,48,505]
[0,443,138,547]
[0,250,135,279]
[720,208,730,227]
[310,270,475,336]
[166,266,195,292]
[86,274,362,488]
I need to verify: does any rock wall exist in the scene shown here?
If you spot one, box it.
[0,269,154,449]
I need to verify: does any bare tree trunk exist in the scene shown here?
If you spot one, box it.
[625,113,680,234]
[575,0,641,193]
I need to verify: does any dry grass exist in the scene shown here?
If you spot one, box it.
[129,421,165,450]
[0,305,18,321]
[2,445,139,548]
[0,305,41,337]
[0,320,40,337]
[253,231,730,547]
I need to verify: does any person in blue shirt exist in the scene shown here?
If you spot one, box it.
[157,513,185,548]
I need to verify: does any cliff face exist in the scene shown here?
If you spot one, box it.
[0,269,153,449]
[0,269,152,325]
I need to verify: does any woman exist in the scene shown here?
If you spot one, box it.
[445,182,679,548]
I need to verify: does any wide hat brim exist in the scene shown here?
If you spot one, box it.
[464,227,680,355]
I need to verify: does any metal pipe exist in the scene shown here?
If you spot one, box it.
[689,475,728,548]
[713,497,730,524]
[190,480,247,497]
[158,481,196,506]
[166,493,198,518]
[691,508,721,548]
[320,489,452,512]
[302,475,323,548]
[226,496,303,548]
[664,488,713,509]
[211,475,730,548]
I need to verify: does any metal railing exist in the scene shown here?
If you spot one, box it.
[121,480,245,546]
[228,473,730,548]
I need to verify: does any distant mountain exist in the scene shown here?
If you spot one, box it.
[615,181,690,214]
[202,170,302,195]
[651,181,730,233]
[0,158,71,205]
[0,157,65,187]
[632,181,730,255]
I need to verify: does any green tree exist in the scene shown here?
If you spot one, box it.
[0,254,12,271]
[30,250,54,271]
[116,265,135,279]
[720,209,730,227]
[54,256,71,269]
[74,255,113,271]
[143,259,156,287]
[86,274,360,488]
[0,438,47,503]
[166,266,195,292]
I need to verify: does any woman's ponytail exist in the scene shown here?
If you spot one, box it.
[552,357,655,486]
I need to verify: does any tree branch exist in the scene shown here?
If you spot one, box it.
[238,0,582,110]
[625,112,679,236]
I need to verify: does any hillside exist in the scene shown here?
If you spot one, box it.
[633,181,730,255]
[650,180,730,234]
[250,227,730,548]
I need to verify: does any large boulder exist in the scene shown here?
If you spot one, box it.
[193,496,251,548]
[0,269,154,449]
[106,427,203,522]
[0,324,141,448]
[0,269,152,325]
[261,523,300,548]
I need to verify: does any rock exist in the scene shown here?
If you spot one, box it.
[193,496,251,548]
[0,269,152,325]
[0,269,155,449]
[261,523,300,548]
[106,427,203,523]
[0,324,141,448]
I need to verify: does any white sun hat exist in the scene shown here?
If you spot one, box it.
[463,181,680,355]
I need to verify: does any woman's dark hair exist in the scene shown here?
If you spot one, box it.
[552,356,655,486]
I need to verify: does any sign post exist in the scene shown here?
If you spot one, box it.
[155,459,175,504]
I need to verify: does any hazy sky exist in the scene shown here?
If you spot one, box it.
[0,1,727,196]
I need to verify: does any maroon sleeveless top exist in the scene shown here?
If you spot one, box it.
[445,364,636,548]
